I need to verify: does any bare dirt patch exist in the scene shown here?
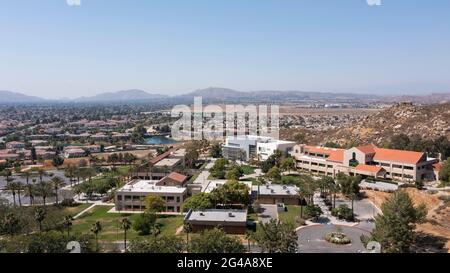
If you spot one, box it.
[362,188,450,252]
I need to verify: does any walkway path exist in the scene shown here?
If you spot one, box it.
[258,204,278,224]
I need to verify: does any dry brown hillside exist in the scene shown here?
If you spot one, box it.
[328,102,450,145]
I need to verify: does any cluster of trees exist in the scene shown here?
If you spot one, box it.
[106,153,138,165]
[0,198,99,253]
[385,134,450,159]
[3,173,67,207]
[209,158,249,181]
[439,159,450,186]
[260,151,295,180]
[183,181,250,212]
[363,191,427,253]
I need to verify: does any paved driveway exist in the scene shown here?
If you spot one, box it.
[334,198,379,220]
[258,204,278,224]
[297,224,370,253]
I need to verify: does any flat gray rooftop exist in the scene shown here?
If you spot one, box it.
[185,209,247,223]
[252,184,299,196]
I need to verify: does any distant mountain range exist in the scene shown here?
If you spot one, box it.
[0,90,46,103]
[1,87,450,105]
[72,89,168,102]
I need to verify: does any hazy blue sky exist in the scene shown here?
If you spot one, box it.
[1,0,449,98]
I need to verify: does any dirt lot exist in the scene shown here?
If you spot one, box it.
[363,188,450,252]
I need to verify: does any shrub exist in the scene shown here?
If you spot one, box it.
[325,232,351,245]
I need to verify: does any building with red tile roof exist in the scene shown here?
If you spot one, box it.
[291,143,439,182]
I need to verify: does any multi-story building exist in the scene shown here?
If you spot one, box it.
[223,135,295,161]
[115,179,187,213]
[184,209,248,234]
[291,144,438,182]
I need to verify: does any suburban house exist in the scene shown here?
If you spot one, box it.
[115,179,187,213]
[6,141,25,150]
[64,148,86,158]
[252,184,300,205]
[223,135,295,161]
[291,144,439,182]
[184,209,248,234]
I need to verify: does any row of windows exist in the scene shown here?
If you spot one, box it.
[118,195,181,203]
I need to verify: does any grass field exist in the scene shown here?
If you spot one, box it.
[240,165,255,175]
[71,206,183,241]
[278,205,303,225]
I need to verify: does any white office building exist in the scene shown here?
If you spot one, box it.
[222,135,295,161]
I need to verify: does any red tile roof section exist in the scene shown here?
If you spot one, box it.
[373,147,425,165]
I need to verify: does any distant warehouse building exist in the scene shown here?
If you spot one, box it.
[223,135,295,161]
[184,209,248,234]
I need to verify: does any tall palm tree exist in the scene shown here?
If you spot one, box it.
[64,165,75,187]
[35,181,53,206]
[34,207,46,232]
[15,182,23,207]
[37,169,47,183]
[245,231,255,253]
[183,223,193,252]
[21,170,31,186]
[121,217,131,252]
[4,180,17,206]
[24,184,35,205]
[91,221,102,252]
[64,215,74,237]
[50,176,65,205]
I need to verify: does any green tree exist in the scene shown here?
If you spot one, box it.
[90,221,102,252]
[253,219,298,253]
[121,217,132,252]
[182,193,213,212]
[225,165,243,181]
[266,166,281,182]
[132,212,158,236]
[50,176,65,205]
[183,223,193,252]
[63,215,74,237]
[370,191,427,253]
[439,158,450,185]
[189,228,245,253]
[281,157,295,174]
[210,158,228,179]
[144,194,165,213]
[129,235,185,253]
[209,143,222,158]
[210,180,249,207]
[34,207,46,232]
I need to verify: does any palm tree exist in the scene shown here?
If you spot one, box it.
[121,217,132,252]
[245,231,255,253]
[50,176,65,205]
[64,165,75,187]
[21,170,32,186]
[64,215,74,237]
[183,222,193,252]
[91,221,102,252]
[35,181,53,206]
[34,207,46,232]
[4,180,17,206]
[15,182,23,207]
[24,184,35,205]
[37,169,46,183]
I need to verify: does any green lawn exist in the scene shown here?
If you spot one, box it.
[278,205,303,225]
[62,203,92,216]
[71,206,184,241]
[240,165,255,175]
